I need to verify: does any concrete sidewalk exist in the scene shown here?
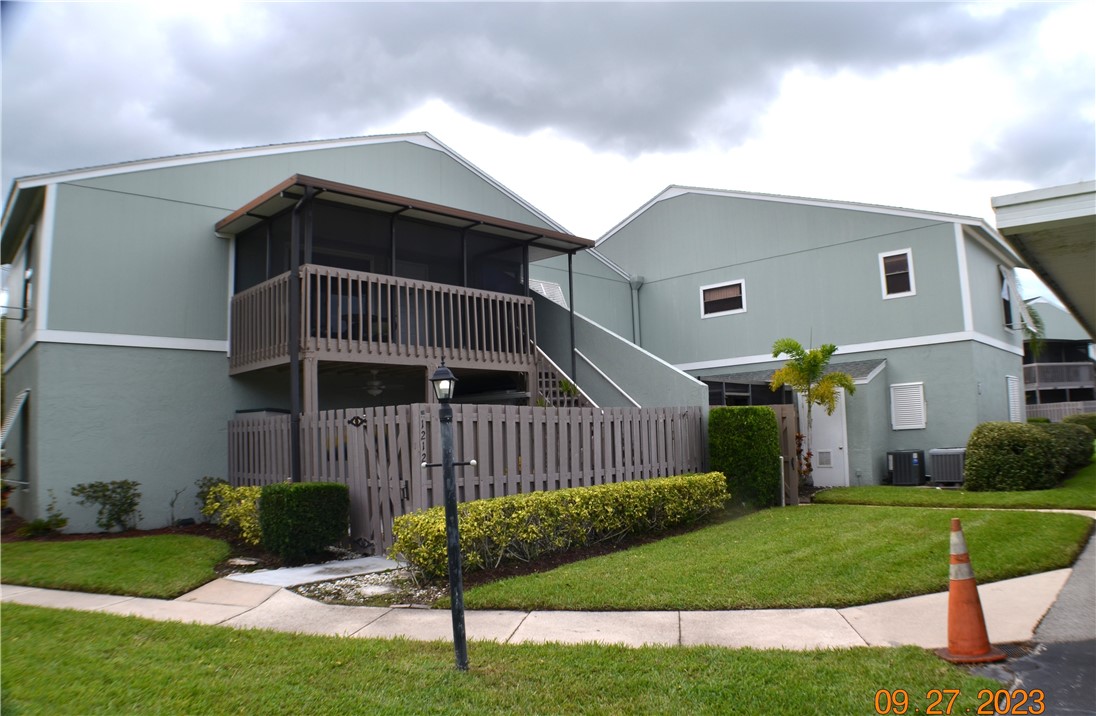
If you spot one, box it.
[0,564,1074,651]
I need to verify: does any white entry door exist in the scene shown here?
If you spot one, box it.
[797,389,849,488]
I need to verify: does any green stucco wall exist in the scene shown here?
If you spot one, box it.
[593,193,970,365]
[45,140,558,342]
[15,343,285,532]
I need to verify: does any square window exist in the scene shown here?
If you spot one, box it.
[879,249,915,299]
[700,280,746,318]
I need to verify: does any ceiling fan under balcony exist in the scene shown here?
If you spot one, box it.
[363,369,404,397]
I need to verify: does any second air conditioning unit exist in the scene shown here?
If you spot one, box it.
[887,450,925,486]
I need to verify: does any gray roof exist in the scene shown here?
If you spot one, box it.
[703,358,886,385]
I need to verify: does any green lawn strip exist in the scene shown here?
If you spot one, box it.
[463,506,1092,611]
[814,459,1096,509]
[1,604,1000,716]
[0,535,230,599]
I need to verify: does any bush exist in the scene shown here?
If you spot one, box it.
[260,482,349,563]
[195,476,228,521]
[16,490,68,538]
[1063,413,1096,435]
[201,483,262,545]
[965,422,1057,491]
[71,480,141,532]
[708,407,782,507]
[1027,417,1051,424]
[1033,422,1094,473]
[391,472,728,580]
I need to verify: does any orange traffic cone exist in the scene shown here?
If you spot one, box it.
[936,518,1006,663]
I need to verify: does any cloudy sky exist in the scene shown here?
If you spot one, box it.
[2,1,1093,291]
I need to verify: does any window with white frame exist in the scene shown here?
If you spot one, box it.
[1006,375,1023,422]
[879,249,915,299]
[890,382,926,430]
[700,279,746,318]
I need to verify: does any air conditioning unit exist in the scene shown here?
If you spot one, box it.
[930,448,966,485]
[887,450,925,486]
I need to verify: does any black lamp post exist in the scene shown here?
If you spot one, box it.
[425,359,471,671]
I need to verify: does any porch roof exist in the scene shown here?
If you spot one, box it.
[216,175,594,259]
[703,358,887,386]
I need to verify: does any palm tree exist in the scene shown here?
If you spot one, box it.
[769,338,856,487]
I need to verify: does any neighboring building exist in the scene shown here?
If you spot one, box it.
[0,134,703,531]
[992,180,1095,341]
[1023,298,1096,419]
[533,186,1033,487]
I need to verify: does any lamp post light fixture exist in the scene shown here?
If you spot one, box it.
[424,359,473,671]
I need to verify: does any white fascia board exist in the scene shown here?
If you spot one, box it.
[954,224,974,332]
[584,247,632,279]
[595,185,682,248]
[964,222,1026,267]
[675,331,1023,373]
[4,330,228,373]
[35,185,57,333]
[596,184,1015,257]
[992,180,1096,227]
[858,360,888,385]
[11,133,435,189]
[41,330,225,353]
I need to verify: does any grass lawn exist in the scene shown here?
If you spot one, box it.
[0,535,230,599]
[0,604,1002,716]
[813,461,1096,509]
[463,505,1092,611]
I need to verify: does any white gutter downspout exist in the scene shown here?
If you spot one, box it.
[629,275,645,346]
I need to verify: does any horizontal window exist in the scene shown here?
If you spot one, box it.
[879,249,915,299]
[700,280,746,318]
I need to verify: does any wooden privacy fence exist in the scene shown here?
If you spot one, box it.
[228,404,705,553]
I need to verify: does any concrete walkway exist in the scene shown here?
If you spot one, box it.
[0,557,1078,650]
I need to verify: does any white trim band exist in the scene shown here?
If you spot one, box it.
[675,330,1023,373]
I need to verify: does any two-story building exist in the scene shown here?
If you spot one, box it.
[1023,299,1096,419]
[1,134,704,533]
[532,186,1033,486]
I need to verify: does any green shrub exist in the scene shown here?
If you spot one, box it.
[195,476,228,521]
[965,422,1056,491]
[1063,412,1096,435]
[16,490,68,538]
[1027,417,1051,424]
[708,406,782,507]
[201,483,262,545]
[1033,422,1094,473]
[71,480,142,532]
[260,482,349,563]
[391,472,728,580]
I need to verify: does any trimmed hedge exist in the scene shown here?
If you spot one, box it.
[1034,422,1094,474]
[965,422,1057,491]
[708,406,782,507]
[390,472,728,580]
[260,482,350,563]
[1063,413,1096,435]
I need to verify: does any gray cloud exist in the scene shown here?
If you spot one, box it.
[2,2,1090,197]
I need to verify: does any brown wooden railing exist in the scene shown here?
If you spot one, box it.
[228,404,705,552]
[1023,362,1096,389]
[229,273,291,372]
[229,265,537,373]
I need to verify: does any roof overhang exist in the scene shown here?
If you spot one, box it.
[216,175,594,260]
[992,180,1096,339]
[0,186,45,264]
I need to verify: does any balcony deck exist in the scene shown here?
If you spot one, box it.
[230,265,537,375]
[1023,362,1096,391]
